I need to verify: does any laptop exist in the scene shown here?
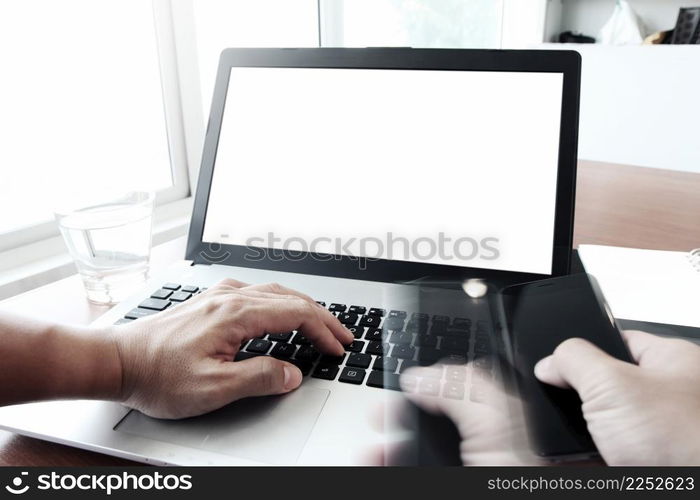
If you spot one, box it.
[0,48,581,465]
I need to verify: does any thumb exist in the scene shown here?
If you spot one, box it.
[222,356,303,400]
[534,338,624,397]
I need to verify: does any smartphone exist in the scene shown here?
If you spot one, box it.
[500,273,634,461]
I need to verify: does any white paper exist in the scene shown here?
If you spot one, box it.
[579,245,700,328]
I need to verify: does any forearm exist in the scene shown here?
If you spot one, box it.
[0,314,122,406]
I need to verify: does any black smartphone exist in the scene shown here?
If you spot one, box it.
[500,273,634,461]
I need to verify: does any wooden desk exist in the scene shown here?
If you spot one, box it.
[574,161,700,251]
[1,160,699,465]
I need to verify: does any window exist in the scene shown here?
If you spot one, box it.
[1,0,550,293]
[192,0,319,113]
[0,0,186,246]
[320,0,504,48]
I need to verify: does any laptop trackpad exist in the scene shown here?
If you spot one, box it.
[115,386,329,465]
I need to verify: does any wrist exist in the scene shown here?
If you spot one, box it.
[45,324,124,402]
[94,325,125,401]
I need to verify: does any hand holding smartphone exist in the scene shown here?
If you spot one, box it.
[501,273,634,461]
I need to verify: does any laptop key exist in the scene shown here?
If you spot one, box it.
[446,325,470,336]
[162,283,181,290]
[125,308,159,320]
[440,336,469,352]
[181,285,199,293]
[312,364,339,380]
[337,313,358,325]
[389,331,412,344]
[474,340,491,355]
[289,359,313,376]
[367,308,385,317]
[429,323,448,336]
[392,344,416,360]
[113,318,134,325]
[247,339,272,354]
[415,334,438,348]
[419,379,440,396]
[399,359,419,373]
[388,310,407,319]
[406,320,428,334]
[270,343,296,359]
[364,328,384,342]
[443,382,466,400]
[328,303,347,313]
[316,301,326,307]
[295,345,320,362]
[432,315,450,324]
[348,325,365,339]
[291,333,311,345]
[169,291,192,302]
[319,353,345,366]
[453,317,472,328]
[348,305,366,315]
[441,354,468,365]
[150,289,173,300]
[234,351,261,362]
[383,317,405,331]
[344,340,366,353]
[366,341,388,356]
[367,371,401,391]
[339,367,366,385]
[138,298,171,311]
[373,356,399,372]
[359,315,382,328]
[268,332,293,342]
[446,365,467,382]
[418,348,441,365]
[346,352,372,369]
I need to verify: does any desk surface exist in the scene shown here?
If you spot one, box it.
[2,160,699,466]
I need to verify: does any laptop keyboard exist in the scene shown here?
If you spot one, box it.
[114,283,495,401]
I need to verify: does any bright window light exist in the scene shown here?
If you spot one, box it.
[0,0,172,235]
[338,0,503,48]
[193,0,319,110]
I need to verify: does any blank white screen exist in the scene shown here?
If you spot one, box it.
[202,67,563,275]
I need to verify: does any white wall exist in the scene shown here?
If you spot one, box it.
[547,44,700,173]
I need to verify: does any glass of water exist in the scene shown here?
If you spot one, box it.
[56,191,155,305]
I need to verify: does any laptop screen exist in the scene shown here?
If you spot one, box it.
[202,67,564,275]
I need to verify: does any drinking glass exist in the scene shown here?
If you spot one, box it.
[55,191,155,305]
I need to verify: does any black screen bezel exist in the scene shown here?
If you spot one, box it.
[186,48,581,286]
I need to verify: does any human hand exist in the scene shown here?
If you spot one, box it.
[375,331,700,466]
[371,360,536,466]
[535,331,700,465]
[108,279,353,419]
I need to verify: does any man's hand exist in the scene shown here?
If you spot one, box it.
[534,331,700,465]
[370,361,535,466]
[376,331,700,466]
[110,279,353,419]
